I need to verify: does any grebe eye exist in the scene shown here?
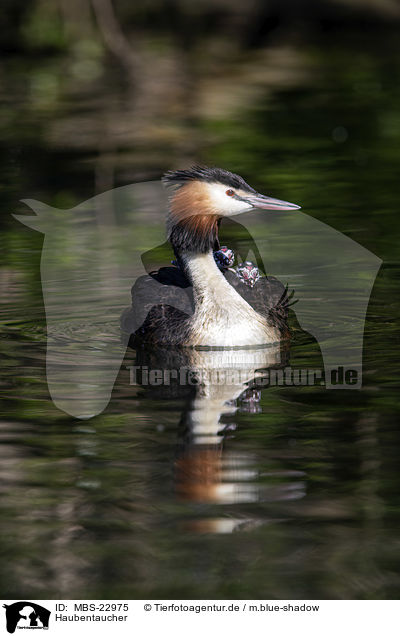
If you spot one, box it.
[226,189,235,196]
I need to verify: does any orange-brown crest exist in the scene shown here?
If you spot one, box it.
[169,181,216,220]
[168,181,219,244]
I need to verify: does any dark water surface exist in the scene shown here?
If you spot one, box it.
[1,31,399,600]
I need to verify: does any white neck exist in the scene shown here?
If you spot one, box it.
[181,250,278,347]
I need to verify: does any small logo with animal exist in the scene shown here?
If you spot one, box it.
[2,602,51,633]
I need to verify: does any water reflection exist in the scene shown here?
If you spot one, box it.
[134,343,306,532]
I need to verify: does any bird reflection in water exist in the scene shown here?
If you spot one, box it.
[133,344,306,534]
[123,166,305,532]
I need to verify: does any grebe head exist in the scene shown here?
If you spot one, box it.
[163,165,300,255]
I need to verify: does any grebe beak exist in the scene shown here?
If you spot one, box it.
[244,193,301,211]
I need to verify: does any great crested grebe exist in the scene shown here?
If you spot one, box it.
[122,166,300,348]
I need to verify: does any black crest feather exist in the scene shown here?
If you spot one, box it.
[162,165,256,193]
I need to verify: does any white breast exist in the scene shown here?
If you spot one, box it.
[182,252,279,347]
